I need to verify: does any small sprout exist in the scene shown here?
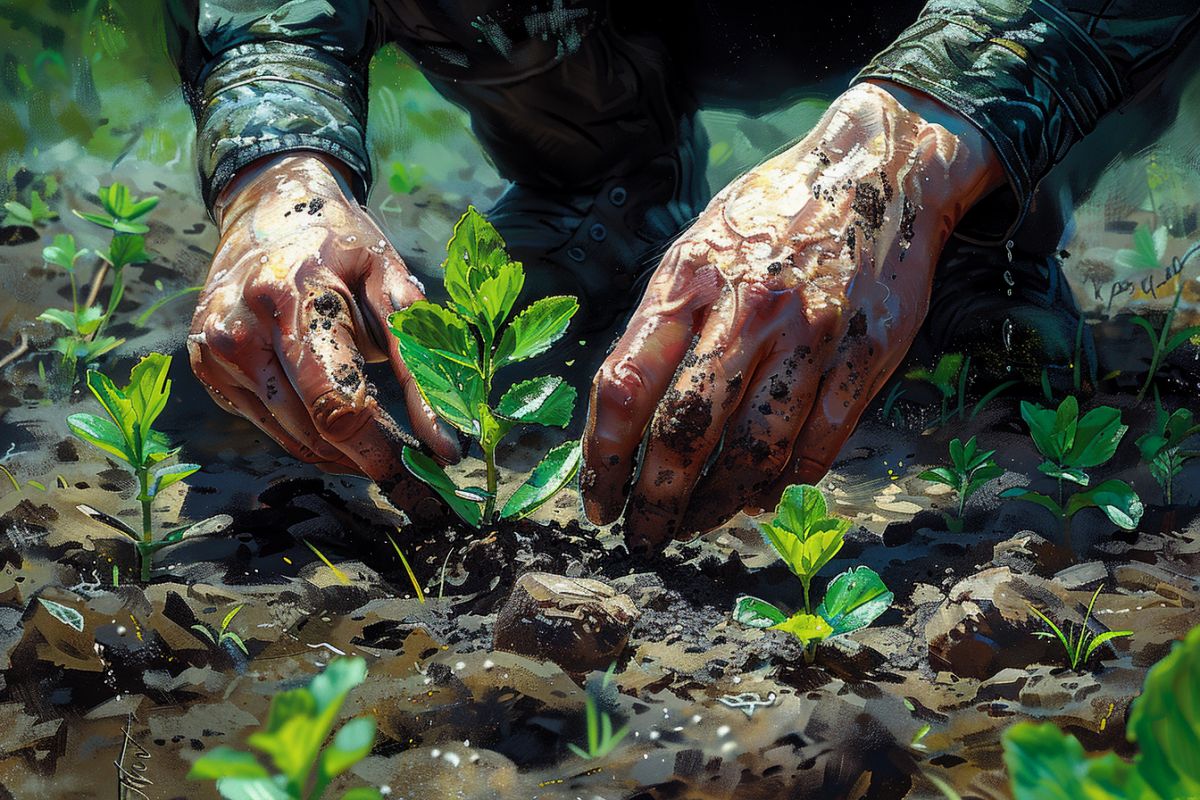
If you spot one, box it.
[567,664,629,761]
[905,352,967,424]
[918,435,1002,531]
[1029,585,1132,671]
[1128,259,1200,404]
[3,190,58,227]
[733,485,893,664]
[66,353,201,582]
[191,605,249,656]
[1136,401,1200,505]
[390,207,581,526]
[1002,622,1200,800]
[1000,396,1143,550]
[188,656,382,800]
[72,181,159,234]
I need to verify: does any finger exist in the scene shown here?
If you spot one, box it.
[677,340,821,534]
[188,331,358,472]
[274,275,429,507]
[749,310,902,514]
[581,301,699,525]
[621,292,770,552]
[360,261,462,464]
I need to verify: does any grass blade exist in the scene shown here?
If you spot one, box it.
[386,531,425,603]
[303,539,350,585]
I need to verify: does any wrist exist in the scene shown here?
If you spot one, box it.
[861,80,1005,210]
[214,151,359,232]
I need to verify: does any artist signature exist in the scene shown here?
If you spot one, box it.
[1096,240,1200,312]
[116,712,153,800]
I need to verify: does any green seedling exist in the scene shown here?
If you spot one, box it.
[1000,396,1142,551]
[72,181,159,234]
[3,190,57,227]
[918,435,1002,531]
[733,485,894,664]
[1002,621,1200,800]
[37,234,123,381]
[1115,223,1168,273]
[189,656,382,800]
[1136,402,1200,505]
[1029,584,1132,671]
[389,207,581,526]
[1129,264,1200,405]
[66,353,200,581]
[905,352,967,424]
[191,605,249,656]
[568,664,629,760]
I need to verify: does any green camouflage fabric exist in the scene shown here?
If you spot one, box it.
[167,0,1200,225]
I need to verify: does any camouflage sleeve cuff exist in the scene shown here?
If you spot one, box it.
[196,41,372,211]
[853,0,1121,239]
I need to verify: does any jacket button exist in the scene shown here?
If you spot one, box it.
[609,186,627,206]
[567,246,586,262]
[589,223,607,242]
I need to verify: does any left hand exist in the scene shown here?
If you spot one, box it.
[580,82,1004,552]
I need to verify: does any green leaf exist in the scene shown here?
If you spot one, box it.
[495,375,577,428]
[127,353,173,448]
[1000,487,1063,518]
[73,306,105,336]
[37,598,85,632]
[3,201,32,225]
[43,234,84,271]
[401,446,482,527]
[1002,722,1150,800]
[187,747,268,780]
[67,412,132,464]
[732,595,788,629]
[500,439,582,520]
[80,335,123,361]
[38,308,78,332]
[1084,630,1133,661]
[221,605,243,632]
[816,566,894,636]
[1037,461,1089,486]
[73,209,149,234]
[85,367,137,456]
[103,234,150,270]
[319,717,376,780]
[1066,405,1126,469]
[392,305,485,435]
[1164,325,1200,357]
[918,466,961,490]
[1128,623,1200,799]
[494,296,579,369]
[149,462,200,498]
[1064,479,1143,530]
[1021,400,1066,462]
[473,259,525,342]
[341,789,384,800]
[442,206,513,323]
[932,353,964,391]
[222,631,249,656]
[191,624,217,644]
[770,612,833,646]
[213,777,290,800]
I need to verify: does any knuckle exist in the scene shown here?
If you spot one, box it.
[309,391,373,443]
[594,359,648,413]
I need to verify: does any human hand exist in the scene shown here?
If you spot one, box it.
[582,82,1004,551]
[188,153,460,505]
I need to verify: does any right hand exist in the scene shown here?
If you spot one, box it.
[189,153,460,505]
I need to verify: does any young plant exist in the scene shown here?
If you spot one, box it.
[191,604,250,656]
[37,234,123,382]
[733,485,894,664]
[999,396,1143,550]
[1137,402,1200,505]
[918,435,1002,531]
[389,207,581,527]
[1003,622,1199,800]
[73,182,157,338]
[3,190,57,227]
[66,353,200,581]
[568,664,629,760]
[189,656,382,800]
[1129,263,1200,404]
[905,352,967,423]
[1029,584,1132,671]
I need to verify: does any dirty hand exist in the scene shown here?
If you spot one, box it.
[582,82,1004,552]
[189,153,460,504]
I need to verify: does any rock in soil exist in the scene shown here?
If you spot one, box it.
[493,572,639,673]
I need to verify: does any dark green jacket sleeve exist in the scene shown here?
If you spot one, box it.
[856,0,1200,237]
[166,0,380,211]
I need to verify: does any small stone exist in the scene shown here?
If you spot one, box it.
[493,572,639,673]
[1054,561,1108,590]
[992,531,1072,576]
[977,667,1029,701]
